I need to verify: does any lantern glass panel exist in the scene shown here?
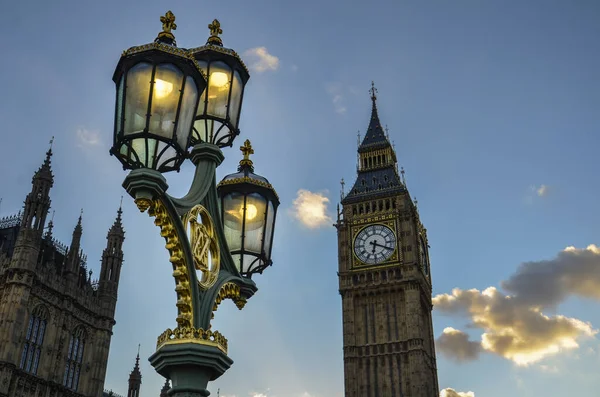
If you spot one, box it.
[242,255,261,274]
[124,62,153,135]
[155,141,177,170]
[175,76,199,149]
[222,192,244,252]
[149,63,184,139]
[131,138,147,165]
[206,61,231,119]
[115,75,124,136]
[242,193,267,253]
[229,70,243,128]
[263,200,275,259]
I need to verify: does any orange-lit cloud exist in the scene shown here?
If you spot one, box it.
[291,189,333,229]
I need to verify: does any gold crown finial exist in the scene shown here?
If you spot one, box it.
[239,139,254,168]
[240,139,254,160]
[207,19,223,46]
[157,11,177,43]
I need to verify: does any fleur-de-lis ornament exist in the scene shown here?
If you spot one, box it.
[207,19,223,46]
[157,10,177,44]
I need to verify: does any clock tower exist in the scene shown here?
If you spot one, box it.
[336,83,439,397]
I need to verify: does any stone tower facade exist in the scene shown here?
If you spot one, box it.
[336,85,439,397]
[0,146,125,397]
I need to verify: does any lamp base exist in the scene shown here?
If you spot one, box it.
[149,342,233,397]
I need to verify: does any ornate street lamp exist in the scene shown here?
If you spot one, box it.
[110,11,278,397]
[110,11,207,172]
[188,19,250,148]
[218,140,279,277]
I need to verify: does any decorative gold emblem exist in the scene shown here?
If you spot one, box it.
[183,205,220,290]
[142,199,193,328]
[207,19,223,46]
[158,11,177,41]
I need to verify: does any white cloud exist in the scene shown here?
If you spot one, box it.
[536,184,548,196]
[291,189,333,229]
[244,47,280,73]
[291,64,299,72]
[76,127,100,147]
[325,82,347,114]
[525,184,550,204]
[440,388,475,397]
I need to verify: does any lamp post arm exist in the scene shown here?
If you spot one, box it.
[193,173,257,329]
[122,169,199,329]
[168,143,224,216]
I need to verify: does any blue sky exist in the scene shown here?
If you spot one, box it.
[1,1,600,396]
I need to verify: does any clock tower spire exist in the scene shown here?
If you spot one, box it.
[336,83,439,397]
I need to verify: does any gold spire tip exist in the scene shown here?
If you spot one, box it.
[207,19,223,46]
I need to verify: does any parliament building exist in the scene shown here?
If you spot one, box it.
[0,146,155,397]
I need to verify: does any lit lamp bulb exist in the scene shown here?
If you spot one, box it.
[210,72,229,88]
[208,71,229,99]
[154,78,174,99]
[240,204,258,220]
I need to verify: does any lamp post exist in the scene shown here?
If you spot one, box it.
[110,12,279,397]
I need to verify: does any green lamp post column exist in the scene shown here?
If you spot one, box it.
[110,12,279,397]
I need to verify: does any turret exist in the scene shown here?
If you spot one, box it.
[99,205,125,308]
[160,379,170,397]
[22,142,54,236]
[65,211,84,279]
[127,347,142,397]
[9,141,55,271]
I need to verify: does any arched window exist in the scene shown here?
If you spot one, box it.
[64,327,86,391]
[20,305,48,374]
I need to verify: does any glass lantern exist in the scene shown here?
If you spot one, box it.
[110,11,207,173]
[187,19,250,148]
[217,140,279,277]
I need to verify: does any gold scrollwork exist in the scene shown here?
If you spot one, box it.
[156,326,228,354]
[212,282,247,314]
[183,205,220,290]
[144,199,193,328]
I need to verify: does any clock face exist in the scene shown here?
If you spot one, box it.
[354,224,396,265]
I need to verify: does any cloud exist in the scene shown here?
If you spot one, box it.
[325,82,347,114]
[76,127,101,147]
[244,47,280,73]
[436,327,481,362]
[525,184,550,204]
[536,184,548,196]
[291,64,299,72]
[434,286,597,366]
[440,388,475,397]
[291,189,333,229]
[502,244,600,308]
[435,244,600,365]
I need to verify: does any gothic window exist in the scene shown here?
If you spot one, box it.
[63,327,86,391]
[20,305,48,375]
